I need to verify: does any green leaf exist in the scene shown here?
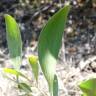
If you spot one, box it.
[4,14,22,70]
[3,68,30,81]
[28,55,38,82]
[38,4,70,96]
[18,82,32,93]
[79,78,96,96]
[53,75,58,96]
[82,94,87,96]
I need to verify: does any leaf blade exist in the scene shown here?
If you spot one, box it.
[38,4,70,95]
[4,14,22,70]
[3,68,30,81]
[79,78,96,96]
[53,75,58,96]
[18,82,32,93]
[28,55,39,82]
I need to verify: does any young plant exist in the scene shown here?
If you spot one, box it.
[79,78,96,96]
[4,14,22,70]
[38,3,70,96]
[28,55,39,83]
[4,3,70,96]
[4,14,32,95]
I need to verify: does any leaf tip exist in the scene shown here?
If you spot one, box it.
[4,14,11,20]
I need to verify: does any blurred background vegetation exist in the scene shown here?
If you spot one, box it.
[0,0,96,66]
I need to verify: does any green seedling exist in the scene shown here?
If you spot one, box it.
[28,55,39,82]
[4,14,32,95]
[3,68,32,95]
[79,78,96,96]
[3,68,31,81]
[4,14,22,70]
[5,3,96,96]
[38,4,70,96]
[4,3,70,96]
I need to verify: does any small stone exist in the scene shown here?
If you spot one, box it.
[66,27,73,34]
[90,61,96,69]
[73,1,77,5]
